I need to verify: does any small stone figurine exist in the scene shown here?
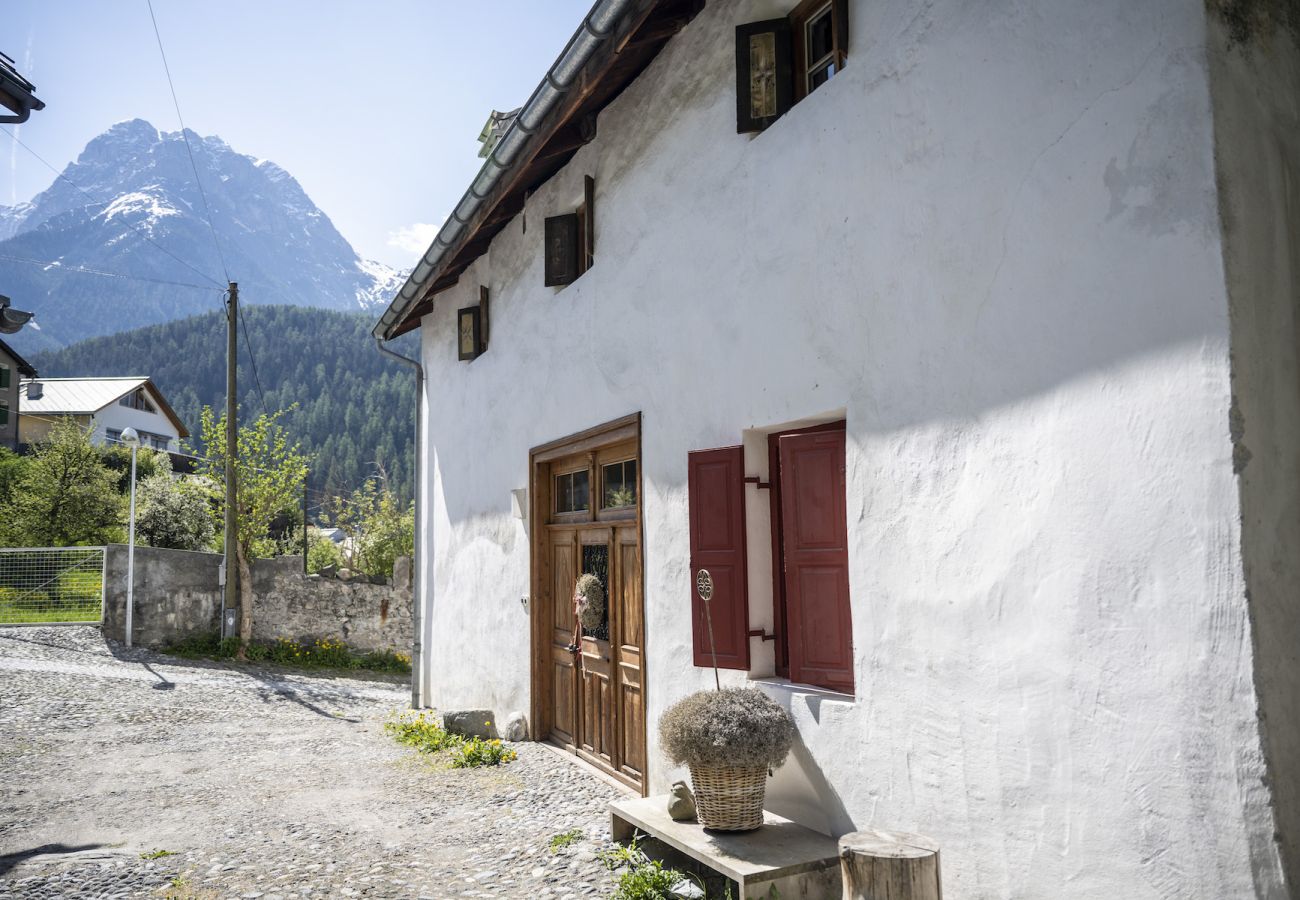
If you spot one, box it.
[667,780,697,822]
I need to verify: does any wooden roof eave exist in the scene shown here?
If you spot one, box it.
[386,0,704,339]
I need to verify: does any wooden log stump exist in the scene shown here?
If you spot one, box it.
[838,829,941,900]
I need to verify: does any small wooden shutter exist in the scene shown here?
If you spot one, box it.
[735,18,793,133]
[583,175,595,271]
[688,446,750,670]
[779,428,853,693]
[544,213,580,286]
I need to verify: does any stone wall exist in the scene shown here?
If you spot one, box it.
[249,556,412,654]
[102,544,222,648]
[102,544,411,654]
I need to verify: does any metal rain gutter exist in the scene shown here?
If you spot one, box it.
[374,337,427,708]
[372,0,635,340]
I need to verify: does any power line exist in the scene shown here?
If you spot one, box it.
[0,253,223,292]
[237,302,270,418]
[146,0,229,283]
[0,127,224,289]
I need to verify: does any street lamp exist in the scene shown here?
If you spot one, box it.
[0,295,34,334]
[121,427,140,648]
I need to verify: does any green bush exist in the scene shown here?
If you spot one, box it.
[598,837,718,900]
[166,633,408,673]
[450,736,518,769]
[307,529,344,573]
[384,710,463,753]
[135,473,214,551]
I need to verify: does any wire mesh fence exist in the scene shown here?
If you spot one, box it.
[0,547,105,625]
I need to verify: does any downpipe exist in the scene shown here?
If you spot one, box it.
[374,337,426,709]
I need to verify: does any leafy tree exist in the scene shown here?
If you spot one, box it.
[102,444,172,493]
[306,527,344,574]
[198,405,310,656]
[0,418,123,546]
[135,473,215,551]
[327,473,414,578]
[0,447,28,511]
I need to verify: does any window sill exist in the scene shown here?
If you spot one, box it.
[751,676,855,704]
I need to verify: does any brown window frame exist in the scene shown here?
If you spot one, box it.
[767,419,851,690]
[789,0,847,103]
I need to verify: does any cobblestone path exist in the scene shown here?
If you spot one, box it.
[0,627,625,899]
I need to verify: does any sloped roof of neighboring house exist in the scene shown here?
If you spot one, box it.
[0,337,37,378]
[374,0,704,340]
[18,376,189,438]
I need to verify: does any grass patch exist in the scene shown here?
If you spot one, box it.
[166,632,410,674]
[549,828,583,852]
[384,710,518,768]
[0,576,102,625]
[140,848,177,860]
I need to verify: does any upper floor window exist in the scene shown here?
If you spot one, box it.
[543,176,595,287]
[119,388,157,414]
[0,365,10,389]
[735,0,848,133]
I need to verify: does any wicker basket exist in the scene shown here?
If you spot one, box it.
[689,764,767,831]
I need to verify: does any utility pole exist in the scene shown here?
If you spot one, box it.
[222,282,239,638]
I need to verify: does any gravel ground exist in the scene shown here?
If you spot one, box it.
[0,626,627,899]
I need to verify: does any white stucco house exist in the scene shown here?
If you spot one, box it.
[17,376,189,452]
[373,1,1299,897]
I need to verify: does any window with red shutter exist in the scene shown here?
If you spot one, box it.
[687,446,750,670]
[773,423,853,693]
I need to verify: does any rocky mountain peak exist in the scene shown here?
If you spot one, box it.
[0,121,403,352]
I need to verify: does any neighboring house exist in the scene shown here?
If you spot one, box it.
[374,2,1298,897]
[18,376,189,452]
[0,338,37,451]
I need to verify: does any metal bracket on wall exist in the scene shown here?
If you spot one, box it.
[743,476,771,489]
[747,629,777,642]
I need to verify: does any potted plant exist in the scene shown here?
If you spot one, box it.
[659,687,795,831]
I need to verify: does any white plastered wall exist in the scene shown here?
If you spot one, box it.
[413,0,1286,895]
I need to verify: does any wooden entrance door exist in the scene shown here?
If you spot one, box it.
[531,415,646,792]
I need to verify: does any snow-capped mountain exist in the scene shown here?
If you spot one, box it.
[0,119,404,351]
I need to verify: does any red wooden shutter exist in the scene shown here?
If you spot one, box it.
[779,429,853,693]
[688,446,750,670]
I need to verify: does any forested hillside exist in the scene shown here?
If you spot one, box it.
[30,306,416,503]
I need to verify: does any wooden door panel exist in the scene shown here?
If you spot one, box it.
[617,539,643,649]
[619,678,645,780]
[549,531,577,744]
[551,647,576,746]
[580,640,613,762]
[779,429,854,694]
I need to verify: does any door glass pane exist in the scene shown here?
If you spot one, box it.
[603,460,637,509]
[572,470,589,511]
[581,543,609,640]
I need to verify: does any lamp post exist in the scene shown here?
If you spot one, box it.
[121,427,140,648]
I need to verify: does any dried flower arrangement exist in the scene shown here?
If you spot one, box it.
[574,573,605,633]
[659,687,795,770]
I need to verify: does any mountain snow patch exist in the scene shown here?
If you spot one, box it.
[100,191,180,230]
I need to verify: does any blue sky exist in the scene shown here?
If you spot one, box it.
[3,0,592,269]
